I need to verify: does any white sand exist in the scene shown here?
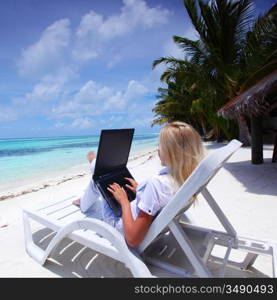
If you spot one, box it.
[0,142,276,277]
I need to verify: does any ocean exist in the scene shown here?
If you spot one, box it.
[0,133,159,192]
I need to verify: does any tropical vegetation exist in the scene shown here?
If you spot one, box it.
[151,0,277,142]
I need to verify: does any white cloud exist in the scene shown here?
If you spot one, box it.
[0,106,18,122]
[54,121,65,128]
[73,0,169,61]
[52,79,149,119]
[16,0,169,76]
[77,0,168,39]
[53,118,95,130]
[103,80,148,110]
[70,118,95,129]
[110,116,123,123]
[131,117,153,128]
[98,115,124,128]
[125,80,148,98]
[8,0,171,134]
[75,80,113,103]
[20,79,60,103]
[18,19,71,77]
[12,67,76,117]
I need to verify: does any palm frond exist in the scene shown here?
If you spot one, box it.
[173,36,206,63]
[183,0,205,37]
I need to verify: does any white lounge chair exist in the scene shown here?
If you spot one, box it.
[22,139,277,277]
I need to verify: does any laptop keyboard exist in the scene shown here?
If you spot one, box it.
[100,177,135,200]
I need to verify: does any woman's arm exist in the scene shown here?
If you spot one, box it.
[121,202,154,248]
[107,183,154,248]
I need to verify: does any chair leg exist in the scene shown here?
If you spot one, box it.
[240,253,258,270]
[23,212,47,264]
[272,243,277,278]
[202,239,216,264]
[272,132,277,163]
[218,243,233,277]
[169,221,211,277]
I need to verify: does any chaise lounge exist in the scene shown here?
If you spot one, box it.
[22,139,277,277]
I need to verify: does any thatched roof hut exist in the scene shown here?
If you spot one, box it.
[218,71,277,164]
[218,71,277,119]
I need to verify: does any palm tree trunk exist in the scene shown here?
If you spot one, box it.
[199,114,207,137]
[237,114,251,146]
[251,116,264,164]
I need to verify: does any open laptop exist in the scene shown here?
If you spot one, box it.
[93,128,136,217]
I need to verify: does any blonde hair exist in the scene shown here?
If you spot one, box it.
[159,121,206,194]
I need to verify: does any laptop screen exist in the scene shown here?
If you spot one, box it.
[93,128,135,177]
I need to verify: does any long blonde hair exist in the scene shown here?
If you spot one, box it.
[159,121,206,193]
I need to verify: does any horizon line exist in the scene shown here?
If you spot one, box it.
[0,132,160,140]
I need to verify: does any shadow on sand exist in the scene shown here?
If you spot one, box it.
[32,228,132,278]
[31,227,269,278]
[205,141,276,196]
[204,142,229,151]
[223,158,277,197]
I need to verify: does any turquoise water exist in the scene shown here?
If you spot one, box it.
[0,133,159,188]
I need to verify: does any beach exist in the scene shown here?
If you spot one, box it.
[0,142,276,277]
[0,133,159,200]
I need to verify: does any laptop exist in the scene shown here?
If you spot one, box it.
[93,128,136,217]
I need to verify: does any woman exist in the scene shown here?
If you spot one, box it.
[74,121,205,248]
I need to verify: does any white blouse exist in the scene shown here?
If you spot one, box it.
[130,166,175,219]
[89,159,175,219]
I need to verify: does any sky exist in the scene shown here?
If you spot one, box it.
[0,0,275,138]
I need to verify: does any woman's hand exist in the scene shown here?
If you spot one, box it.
[124,177,138,193]
[107,182,129,206]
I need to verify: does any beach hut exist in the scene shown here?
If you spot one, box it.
[218,71,277,164]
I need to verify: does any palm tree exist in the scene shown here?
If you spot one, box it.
[152,0,276,143]
[239,3,277,91]
[151,71,204,133]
